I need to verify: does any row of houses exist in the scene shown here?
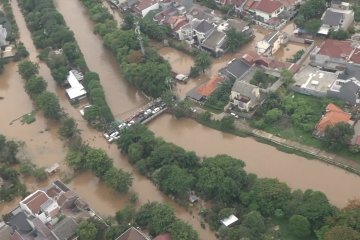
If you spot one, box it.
[0,180,95,240]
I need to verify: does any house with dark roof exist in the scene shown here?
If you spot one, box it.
[328,78,360,105]
[230,81,260,111]
[219,58,252,80]
[313,103,353,137]
[256,31,286,56]
[193,20,215,44]
[201,30,227,57]
[310,39,360,70]
[51,217,78,240]
[132,0,159,17]
[115,227,151,240]
[318,6,354,35]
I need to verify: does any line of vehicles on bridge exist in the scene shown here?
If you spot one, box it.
[102,99,167,143]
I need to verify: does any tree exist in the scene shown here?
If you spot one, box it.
[15,42,29,60]
[169,220,199,240]
[324,122,354,149]
[264,108,282,123]
[242,211,266,235]
[289,215,311,238]
[84,148,113,176]
[220,116,235,130]
[65,148,86,170]
[194,51,211,73]
[115,205,135,224]
[248,178,291,216]
[281,68,294,87]
[156,165,194,198]
[225,27,249,52]
[324,226,360,240]
[36,91,62,119]
[62,42,80,61]
[330,29,350,40]
[196,155,250,203]
[59,117,78,139]
[103,168,133,193]
[18,60,39,80]
[122,12,134,30]
[304,19,322,34]
[77,220,98,240]
[0,135,19,165]
[25,76,47,97]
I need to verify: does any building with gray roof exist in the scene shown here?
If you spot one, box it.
[51,217,78,240]
[318,7,354,35]
[230,81,260,112]
[201,30,226,57]
[219,59,252,80]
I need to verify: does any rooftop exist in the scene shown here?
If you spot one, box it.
[196,75,225,97]
[21,190,50,215]
[52,217,78,240]
[134,0,157,11]
[263,31,282,45]
[318,39,354,59]
[115,227,150,240]
[201,30,226,51]
[220,58,252,79]
[322,9,344,26]
[221,214,239,227]
[294,66,338,94]
[194,20,214,34]
[253,0,283,13]
[314,103,352,137]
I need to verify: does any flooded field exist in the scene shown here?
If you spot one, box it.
[274,42,308,62]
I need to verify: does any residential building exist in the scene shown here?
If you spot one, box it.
[230,81,260,111]
[132,0,159,17]
[248,0,285,21]
[221,214,239,227]
[4,180,95,240]
[313,103,353,137]
[219,58,252,80]
[256,31,286,56]
[327,78,360,105]
[318,6,354,35]
[187,75,225,101]
[310,39,360,70]
[193,19,215,44]
[201,30,227,57]
[65,70,87,102]
[115,227,151,240]
[292,66,339,97]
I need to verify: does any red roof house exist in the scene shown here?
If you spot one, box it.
[314,103,353,137]
[318,39,354,59]
[20,190,49,215]
[253,0,283,13]
[196,76,225,97]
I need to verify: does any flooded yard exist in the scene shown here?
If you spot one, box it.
[274,42,308,62]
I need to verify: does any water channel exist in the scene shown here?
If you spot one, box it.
[1,0,360,238]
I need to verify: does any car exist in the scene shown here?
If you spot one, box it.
[118,123,127,131]
[152,107,160,114]
[230,112,239,119]
[79,104,92,116]
[190,107,197,113]
[127,120,135,127]
[144,109,152,115]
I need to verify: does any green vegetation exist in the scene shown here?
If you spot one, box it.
[0,134,20,165]
[116,125,360,239]
[1,0,19,40]
[115,202,199,240]
[65,143,132,194]
[294,0,326,29]
[190,50,212,77]
[324,122,355,150]
[21,111,36,124]
[0,135,27,201]
[288,49,305,63]
[18,60,39,80]
[24,76,47,97]
[0,166,27,201]
[204,78,234,111]
[80,0,172,98]
[77,220,98,240]
[354,3,360,22]
[18,0,113,127]
[330,29,351,40]
[19,161,48,181]
[36,91,62,120]
[225,27,251,52]
[250,70,277,88]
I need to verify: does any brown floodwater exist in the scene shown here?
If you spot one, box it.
[148,115,360,207]
[4,0,360,238]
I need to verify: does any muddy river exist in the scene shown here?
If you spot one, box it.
[1,0,360,238]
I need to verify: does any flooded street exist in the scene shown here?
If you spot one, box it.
[148,115,360,208]
[2,0,360,238]
[273,42,308,62]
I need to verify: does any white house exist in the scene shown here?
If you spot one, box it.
[230,81,260,112]
[318,6,354,35]
[65,70,87,102]
[250,0,285,21]
[256,31,286,56]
